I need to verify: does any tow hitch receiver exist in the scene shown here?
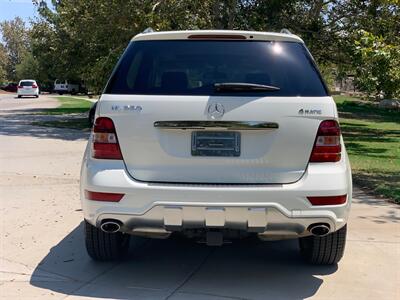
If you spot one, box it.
[206,231,224,246]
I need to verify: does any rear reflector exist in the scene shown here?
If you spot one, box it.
[188,34,247,40]
[93,143,122,159]
[85,190,124,202]
[310,120,341,162]
[307,195,347,205]
[92,117,123,160]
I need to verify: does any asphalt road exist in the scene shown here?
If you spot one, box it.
[0,93,399,300]
[0,92,59,110]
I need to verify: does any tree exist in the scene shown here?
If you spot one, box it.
[353,30,400,98]
[237,1,341,63]
[0,17,29,81]
[32,0,233,92]
[27,0,400,95]
[15,52,40,81]
[32,0,155,92]
[0,44,8,82]
[30,19,65,84]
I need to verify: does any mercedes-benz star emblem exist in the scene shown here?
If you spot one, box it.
[208,103,225,119]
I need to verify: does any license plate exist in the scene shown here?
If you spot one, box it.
[191,131,240,157]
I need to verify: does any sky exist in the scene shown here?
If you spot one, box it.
[0,0,39,24]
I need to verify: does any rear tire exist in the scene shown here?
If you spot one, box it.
[299,224,347,265]
[17,95,21,98]
[84,220,130,261]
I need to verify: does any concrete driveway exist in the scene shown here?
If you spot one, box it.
[0,94,399,300]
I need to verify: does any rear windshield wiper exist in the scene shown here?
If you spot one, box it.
[214,82,280,92]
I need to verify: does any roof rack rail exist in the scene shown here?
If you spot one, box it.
[280,29,292,35]
[142,27,155,34]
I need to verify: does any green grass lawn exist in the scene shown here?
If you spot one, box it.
[334,96,400,203]
[36,96,93,115]
[33,96,93,130]
[332,95,352,104]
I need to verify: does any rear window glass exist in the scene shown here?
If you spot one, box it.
[105,40,328,96]
[20,81,35,86]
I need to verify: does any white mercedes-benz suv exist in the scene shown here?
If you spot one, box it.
[80,30,352,265]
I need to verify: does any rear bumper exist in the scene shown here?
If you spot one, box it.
[53,89,68,93]
[97,205,344,239]
[80,146,352,238]
[17,89,39,96]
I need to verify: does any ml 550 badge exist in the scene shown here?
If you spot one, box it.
[111,105,142,112]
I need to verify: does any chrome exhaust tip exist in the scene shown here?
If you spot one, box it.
[100,220,121,233]
[308,223,330,237]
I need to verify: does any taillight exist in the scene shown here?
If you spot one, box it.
[310,120,341,162]
[188,34,247,40]
[32,84,38,88]
[92,117,123,159]
[17,85,22,89]
[307,195,347,205]
[85,190,124,202]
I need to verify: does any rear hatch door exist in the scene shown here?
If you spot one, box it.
[100,38,333,184]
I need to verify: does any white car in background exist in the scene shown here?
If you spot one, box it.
[80,30,352,265]
[53,79,80,95]
[17,80,39,98]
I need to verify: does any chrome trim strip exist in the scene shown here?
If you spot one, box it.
[154,121,279,130]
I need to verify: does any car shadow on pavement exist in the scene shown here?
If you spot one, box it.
[30,222,338,300]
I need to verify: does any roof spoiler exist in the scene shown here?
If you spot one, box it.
[142,27,155,34]
[280,29,292,34]
[142,28,292,35]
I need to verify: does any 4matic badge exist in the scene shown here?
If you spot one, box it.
[298,108,322,115]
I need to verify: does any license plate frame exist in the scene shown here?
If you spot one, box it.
[191,131,241,157]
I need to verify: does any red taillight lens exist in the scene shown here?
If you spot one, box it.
[17,85,22,89]
[310,120,341,162]
[32,84,38,88]
[307,195,347,205]
[85,190,124,202]
[92,117,123,159]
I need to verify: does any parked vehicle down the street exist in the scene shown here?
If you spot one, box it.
[1,83,18,93]
[53,79,80,95]
[38,82,54,93]
[80,30,352,265]
[17,80,39,98]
